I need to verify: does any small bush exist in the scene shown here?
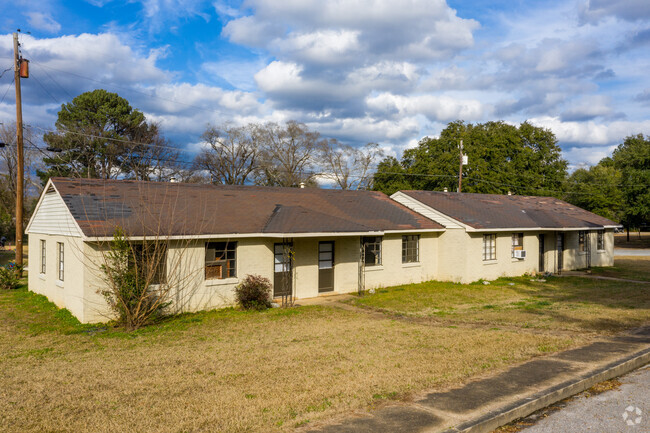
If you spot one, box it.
[235,274,272,310]
[0,262,21,290]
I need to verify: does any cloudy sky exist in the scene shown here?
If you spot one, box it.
[0,0,648,169]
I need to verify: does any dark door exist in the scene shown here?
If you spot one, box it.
[538,234,545,272]
[274,243,292,297]
[556,233,564,273]
[318,241,334,293]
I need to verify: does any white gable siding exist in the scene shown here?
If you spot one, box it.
[390,192,465,229]
[28,191,81,237]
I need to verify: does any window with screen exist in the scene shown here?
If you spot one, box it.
[511,233,524,258]
[362,236,382,266]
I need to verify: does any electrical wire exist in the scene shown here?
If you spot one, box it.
[0,66,13,80]
[0,77,15,105]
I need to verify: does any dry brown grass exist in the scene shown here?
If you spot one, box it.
[591,256,650,282]
[352,275,650,334]
[0,287,583,433]
[615,232,650,249]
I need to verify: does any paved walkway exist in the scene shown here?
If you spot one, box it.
[304,326,650,433]
[522,365,649,432]
[558,271,649,284]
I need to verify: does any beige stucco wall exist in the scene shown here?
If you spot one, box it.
[28,233,87,321]
[464,232,541,283]
[362,233,438,289]
[70,233,441,323]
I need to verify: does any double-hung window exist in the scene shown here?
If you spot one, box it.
[40,240,46,274]
[362,236,382,266]
[597,231,604,250]
[511,233,524,258]
[57,242,64,281]
[402,235,419,263]
[578,231,586,252]
[205,241,237,280]
[483,234,496,261]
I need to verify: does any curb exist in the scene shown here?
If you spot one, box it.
[441,347,650,433]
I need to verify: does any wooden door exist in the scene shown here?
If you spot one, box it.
[274,243,292,297]
[318,241,334,293]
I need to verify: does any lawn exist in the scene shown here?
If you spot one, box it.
[352,270,650,334]
[614,232,650,249]
[1,285,583,433]
[2,262,648,433]
[590,256,650,282]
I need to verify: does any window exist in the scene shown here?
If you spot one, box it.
[483,234,496,261]
[511,233,524,258]
[597,231,604,250]
[578,231,586,252]
[362,236,382,266]
[40,240,46,274]
[57,242,64,281]
[402,235,419,263]
[131,243,167,285]
[205,241,237,280]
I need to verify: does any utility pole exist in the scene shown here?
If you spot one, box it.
[13,32,25,274]
[457,139,463,193]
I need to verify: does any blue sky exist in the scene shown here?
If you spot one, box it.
[0,0,649,170]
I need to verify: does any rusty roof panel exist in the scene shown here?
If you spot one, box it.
[50,178,442,237]
[401,190,618,230]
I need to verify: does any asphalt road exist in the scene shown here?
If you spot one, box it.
[615,248,650,256]
[523,366,649,433]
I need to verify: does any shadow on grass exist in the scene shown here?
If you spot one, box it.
[0,284,314,339]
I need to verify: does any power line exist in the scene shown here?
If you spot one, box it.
[26,124,195,154]
[0,76,15,105]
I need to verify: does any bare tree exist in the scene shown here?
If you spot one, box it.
[0,123,43,239]
[121,124,183,182]
[320,141,384,190]
[192,123,258,185]
[255,121,324,187]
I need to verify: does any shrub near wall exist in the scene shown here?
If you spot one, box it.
[235,275,273,310]
[0,263,21,290]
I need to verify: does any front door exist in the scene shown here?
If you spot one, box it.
[538,234,545,272]
[274,243,293,297]
[318,241,334,293]
[556,233,564,274]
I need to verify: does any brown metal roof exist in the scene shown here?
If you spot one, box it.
[49,178,442,238]
[400,190,619,230]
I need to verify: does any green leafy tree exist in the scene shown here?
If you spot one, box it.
[38,89,176,183]
[565,158,624,222]
[373,120,568,196]
[612,134,650,229]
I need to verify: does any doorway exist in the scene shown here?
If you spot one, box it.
[273,243,293,297]
[318,241,334,293]
[556,233,564,274]
[538,234,545,272]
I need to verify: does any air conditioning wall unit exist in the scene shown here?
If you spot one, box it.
[514,250,527,259]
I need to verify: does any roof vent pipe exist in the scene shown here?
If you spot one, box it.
[443,187,448,192]
[507,191,512,195]
[299,182,305,189]
[170,177,177,183]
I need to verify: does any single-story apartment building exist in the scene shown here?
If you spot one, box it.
[26,178,443,323]
[26,178,620,323]
[391,190,620,283]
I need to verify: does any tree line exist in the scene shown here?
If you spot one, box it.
[0,89,648,241]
